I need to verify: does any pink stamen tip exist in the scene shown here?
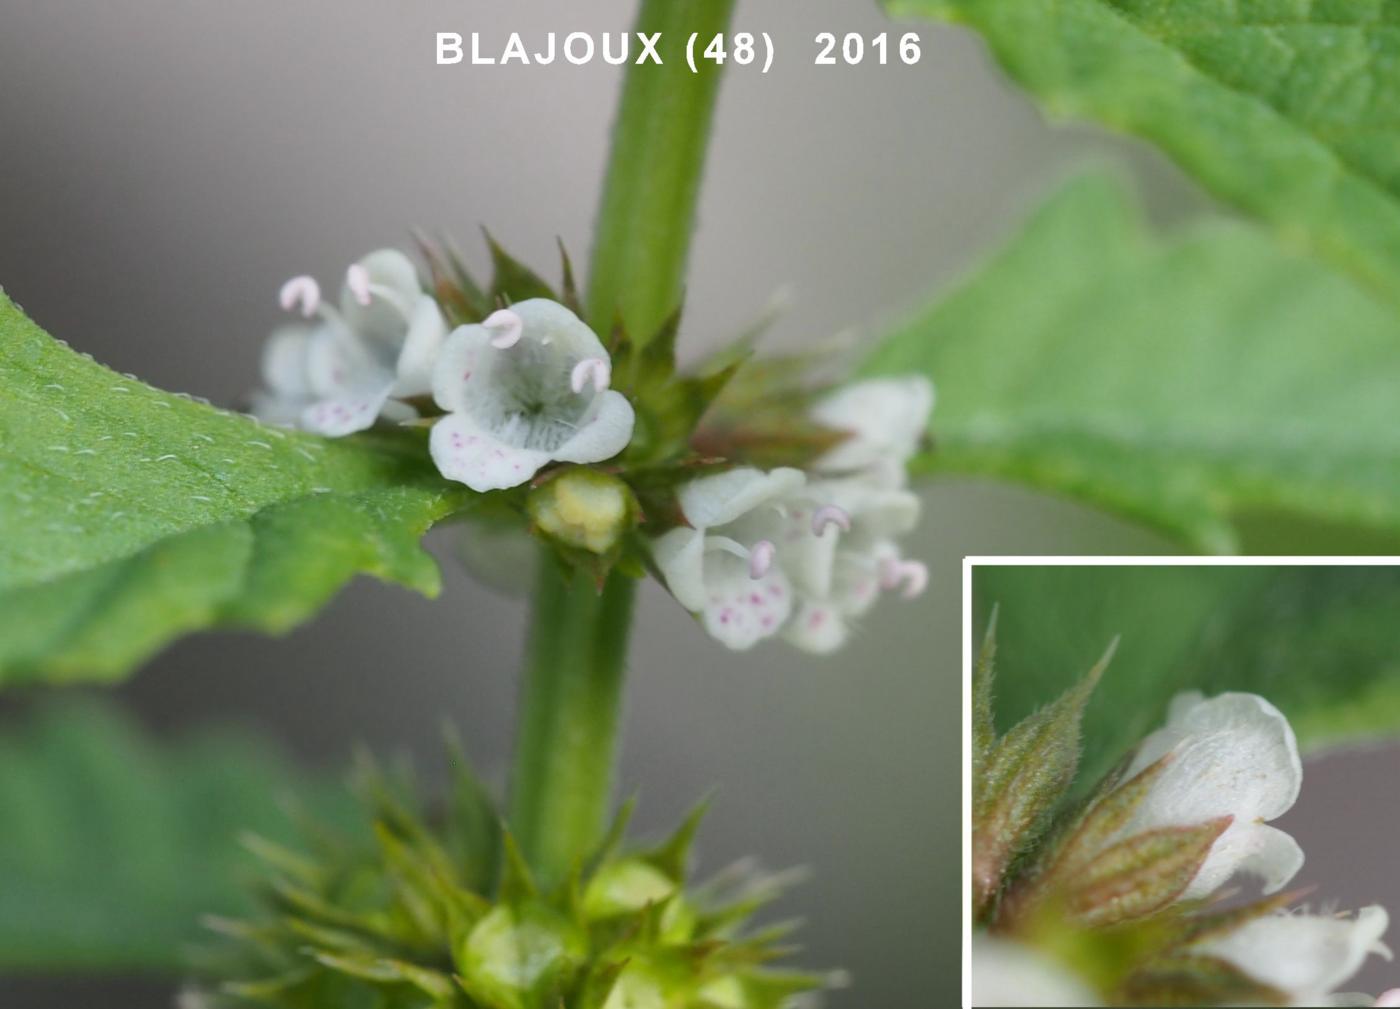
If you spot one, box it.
[279,275,320,317]
[570,357,611,394]
[1377,991,1400,1008]
[878,557,928,598]
[897,560,928,599]
[484,308,524,348]
[748,540,776,579]
[811,504,852,536]
[346,264,372,306]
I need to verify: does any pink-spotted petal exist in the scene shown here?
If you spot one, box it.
[430,413,550,492]
[699,551,793,651]
[782,600,850,654]
[301,380,396,437]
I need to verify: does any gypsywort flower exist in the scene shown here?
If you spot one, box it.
[1115,691,1304,899]
[429,298,635,492]
[1192,906,1391,1006]
[653,464,928,652]
[252,249,447,435]
[652,467,807,651]
[781,471,924,653]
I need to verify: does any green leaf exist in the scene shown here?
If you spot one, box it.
[972,564,1400,791]
[0,291,469,684]
[864,172,1400,552]
[890,0,1400,302]
[0,700,352,972]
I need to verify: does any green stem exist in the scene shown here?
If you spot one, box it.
[509,0,735,885]
[510,556,636,884]
[586,0,738,341]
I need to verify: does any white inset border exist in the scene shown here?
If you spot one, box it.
[960,554,1400,1008]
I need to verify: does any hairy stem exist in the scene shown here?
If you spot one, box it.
[586,0,738,341]
[510,556,636,884]
[510,0,734,885]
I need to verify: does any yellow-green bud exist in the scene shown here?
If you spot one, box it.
[583,858,677,918]
[458,902,587,1009]
[527,466,634,555]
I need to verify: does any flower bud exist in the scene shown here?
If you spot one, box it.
[583,858,677,918]
[458,901,587,1009]
[528,466,635,555]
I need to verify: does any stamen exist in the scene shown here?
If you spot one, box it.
[279,275,320,317]
[484,308,524,349]
[880,558,929,599]
[811,504,851,536]
[570,357,611,394]
[346,264,372,306]
[748,540,776,579]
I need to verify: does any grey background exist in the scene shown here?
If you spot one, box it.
[6,1,1386,1007]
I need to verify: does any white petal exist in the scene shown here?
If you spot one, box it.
[971,938,1099,1008]
[510,297,608,359]
[830,549,887,618]
[782,599,850,654]
[249,388,308,428]
[301,380,395,437]
[260,325,315,398]
[1194,907,1391,1003]
[677,467,806,530]
[1118,691,1303,897]
[777,504,840,600]
[651,527,708,612]
[339,248,422,320]
[696,549,792,651]
[553,390,635,465]
[430,412,550,491]
[392,296,449,397]
[1183,822,1304,900]
[811,376,933,473]
[432,325,493,414]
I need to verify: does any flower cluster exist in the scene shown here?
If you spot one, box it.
[651,377,933,652]
[254,252,633,492]
[972,630,1392,1007]
[249,244,933,654]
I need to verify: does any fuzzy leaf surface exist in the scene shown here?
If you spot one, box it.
[0,292,469,684]
[864,173,1400,551]
[0,701,351,971]
[973,564,1400,792]
[888,0,1400,302]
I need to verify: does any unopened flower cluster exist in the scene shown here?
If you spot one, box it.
[251,247,932,653]
[972,630,1394,1007]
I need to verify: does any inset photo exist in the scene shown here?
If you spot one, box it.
[965,560,1400,1009]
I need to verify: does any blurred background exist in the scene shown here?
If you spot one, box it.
[0,0,1290,1006]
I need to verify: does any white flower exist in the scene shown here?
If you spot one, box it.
[1192,906,1390,1006]
[810,375,933,478]
[971,937,1100,1007]
[1114,691,1304,900]
[780,472,924,653]
[252,249,447,435]
[651,467,806,651]
[652,465,928,652]
[428,298,635,492]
